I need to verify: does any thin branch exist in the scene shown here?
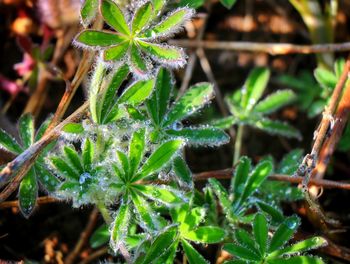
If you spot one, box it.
[78,246,108,264]
[0,196,58,209]
[169,40,350,55]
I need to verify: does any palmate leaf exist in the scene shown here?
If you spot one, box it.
[211,116,237,130]
[118,79,155,106]
[181,239,208,264]
[104,41,129,61]
[132,1,153,34]
[223,243,261,261]
[257,201,284,224]
[63,146,84,174]
[253,213,268,255]
[51,156,80,181]
[110,202,131,253]
[314,67,337,90]
[100,0,130,35]
[82,138,94,171]
[19,114,34,148]
[251,118,301,139]
[182,226,226,244]
[133,184,185,205]
[234,229,259,255]
[0,129,22,154]
[19,168,38,218]
[254,90,296,114]
[80,0,98,27]
[163,83,214,127]
[35,163,60,192]
[75,30,127,47]
[130,43,149,75]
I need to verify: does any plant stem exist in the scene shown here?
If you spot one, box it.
[233,125,244,165]
[89,60,106,123]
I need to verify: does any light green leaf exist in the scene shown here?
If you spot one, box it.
[252,118,301,139]
[138,41,185,65]
[118,79,155,106]
[19,168,38,218]
[242,67,270,111]
[223,243,261,261]
[62,123,84,134]
[269,215,300,252]
[132,1,153,34]
[177,0,205,9]
[255,90,296,114]
[19,114,34,148]
[82,139,94,171]
[181,239,209,264]
[129,128,146,177]
[173,156,193,188]
[110,202,130,253]
[183,226,226,244]
[220,0,238,9]
[267,256,325,264]
[165,127,229,146]
[134,184,184,205]
[136,139,183,181]
[80,0,98,27]
[208,178,234,221]
[75,30,126,47]
[211,116,237,129]
[234,229,259,255]
[116,150,129,179]
[90,224,109,248]
[253,213,268,255]
[0,129,22,154]
[101,0,130,35]
[163,83,214,127]
[130,44,148,75]
[144,8,194,38]
[152,0,166,15]
[103,41,129,61]
[335,58,345,78]
[51,156,80,180]
[63,146,84,174]
[314,67,337,89]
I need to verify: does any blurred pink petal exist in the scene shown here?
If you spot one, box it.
[14,53,35,77]
[0,75,26,95]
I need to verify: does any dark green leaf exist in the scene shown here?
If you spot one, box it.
[181,239,208,264]
[220,0,238,9]
[223,243,261,261]
[255,90,296,114]
[231,156,251,201]
[252,118,301,139]
[82,139,94,171]
[257,201,284,224]
[19,114,34,148]
[0,129,22,154]
[75,30,127,47]
[35,163,60,192]
[90,224,109,248]
[253,213,268,255]
[173,156,193,188]
[110,202,130,252]
[234,229,259,254]
[129,128,146,177]
[51,156,80,180]
[19,168,37,218]
[267,256,325,264]
[64,146,84,174]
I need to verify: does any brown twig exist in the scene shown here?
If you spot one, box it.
[169,40,350,55]
[78,246,109,264]
[0,196,58,209]
[65,208,100,264]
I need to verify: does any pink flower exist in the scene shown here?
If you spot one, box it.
[14,53,35,77]
[0,75,27,95]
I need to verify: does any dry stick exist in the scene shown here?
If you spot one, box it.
[193,169,350,190]
[0,196,58,209]
[169,40,350,55]
[65,208,100,264]
[0,102,88,202]
[78,247,108,264]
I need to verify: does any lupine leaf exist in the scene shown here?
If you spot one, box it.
[253,213,268,255]
[181,239,209,264]
[51,156,80,180]
[138,41,185,65]
[144,8,194,38]
[110,202,130,253]
[63,146,84,174]
[269,215,300,252]
[35,163,60,192]
[80,0,98,26]
[234,229,259,254]
[242,68,270,111]
[82,139,94,171]
[62,123,84,134]
[156,239,178,264]
[208,178,234,221]
[257,201,284,224]
[104,41,129,61]
[19,114,34,148]
[177,0,205,9]
[130,44,148,75]
[220,0,238,9]
[211,116,237,129]
[132,2,153,34]
[129,128,146,177]
[118,79,155,106]
[173,156,193,188]
[116,150,129,179]
[277,149,303,175]
[163,83,214,127]
[146,67,173,126]
[136,139,183,181]
[254,90,296,114]
[165,127,229,146]
[152,0,166,15]
[90,224,109,248]
[0,129,22,154]
[140,226,178,264]
[35,117,51,141]
[335,58,345,78]
[100,0,130,35]
[182,207,206,233]
[269,237,327,258]
[223,243,261,261]
[314,68,337,89]
[183,226,226,244]
[268,256,325,264]
[252,118,301,139]
[133,184,184,205]
[19,168,37,218]
[231,156,251,200]
[75,30,126,47]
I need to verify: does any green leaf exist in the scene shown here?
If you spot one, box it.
[62,123,84,134]
[138,41,185,65]
[19,114,34,148]
[134,184,184,205]
[252,118,301,139]
[100,0,130,35]
[130,44,148,75]
[136,139,183,181]
[0,129,22,154]
[254,90,296,114]
[146,67,173,126]
[82,139,94,171]
[35,117,51,141]
[269,237,327,258]
[110,202,130,252]
[132,1,153,34]
[35,163,60,192]
[314,68,337,89]
[183,226,226,244]
[163,83,214,127]
[257,201,284,224]
[173,156,193,188]
[277,149,303,175]
[90,224,109,248]
[208,178,234,221]
[144,8,194,38]
[181,239,209,264]
[231,156,251,201]
[118,79,155,106]
[223,243,261,261]
[103,41,129,61]
[242,68,270,111]
[177,0,205,9]
[234,229,259,255]
[64,146,84,174]
[165,127,229,146]
[99,64,130,123]
[211,116,237,129]
[335,58,345,78]
[140,226,178,264]
[80,0,98,26]
[220,0,238,9]
[75,30,126,47]
[267,256,325,264]
[152,0,166,15]
[129,128,146,177]
[51,156,80,180]
[236,160,272,209]
[269,215,300,252]
[19,168,38,218]
[116,150,129,179]
[253,213,268,255]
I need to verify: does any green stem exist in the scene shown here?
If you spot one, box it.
[96,201,112,224]
[89,60,106,123]
[233,125,244,165]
